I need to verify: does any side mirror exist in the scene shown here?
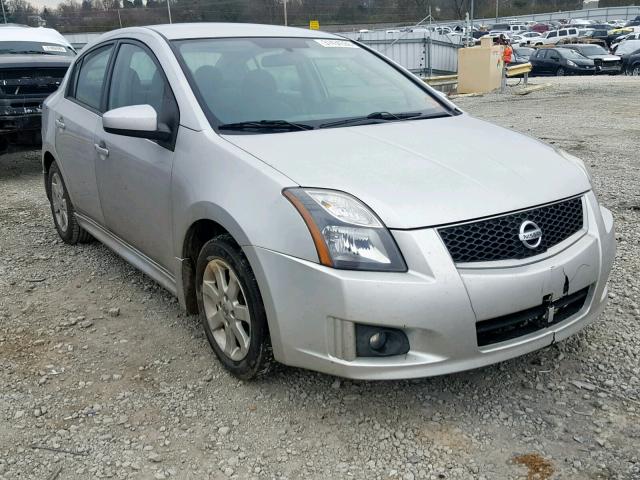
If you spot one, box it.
[103,104,171,141]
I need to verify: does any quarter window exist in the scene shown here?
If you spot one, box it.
[74,44,113,110]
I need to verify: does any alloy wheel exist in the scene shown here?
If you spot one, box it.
[201,258,251,361]
[632,66,640,76]
[50,172,69,233]
[556,67,565,76]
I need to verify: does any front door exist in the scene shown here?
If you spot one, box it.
[94,41,179,270]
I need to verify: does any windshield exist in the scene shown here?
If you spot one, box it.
[0,41,75,56]
[558,48,587,59]
[173,37,449,131]
[580,45,607,55]
[515,47,534,56]
[616,40,640,55]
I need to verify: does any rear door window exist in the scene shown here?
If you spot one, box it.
[72,44,113,111]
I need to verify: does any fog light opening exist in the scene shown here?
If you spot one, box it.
[355,325,409,357]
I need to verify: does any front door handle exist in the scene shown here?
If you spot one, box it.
[55,118,65,130]
[94,142,109,157]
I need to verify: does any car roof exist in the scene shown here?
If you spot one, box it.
[144,23,342,41]
[0,25,72,48]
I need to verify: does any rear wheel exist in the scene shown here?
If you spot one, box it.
[47,163,92,244]
[631,64,640,76]
[196,234,272,379]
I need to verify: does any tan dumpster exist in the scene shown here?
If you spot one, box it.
[457,37,504,94]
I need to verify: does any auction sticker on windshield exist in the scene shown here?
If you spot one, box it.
[42,45,67,53]
[314,39,358,48]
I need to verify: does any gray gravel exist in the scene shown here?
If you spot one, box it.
[1,76,639,480]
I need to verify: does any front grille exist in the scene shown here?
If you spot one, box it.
[476,287,590,347]
[438,197,584,263]
[0,68,67,97]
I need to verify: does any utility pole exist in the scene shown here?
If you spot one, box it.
[167,0,172,24]
[283,0,288,26]
[495,0,499,22]
[1,0,7,24]
[469,0,475,46]
[117,8,122,28]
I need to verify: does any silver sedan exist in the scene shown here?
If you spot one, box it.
[42,23,615,380]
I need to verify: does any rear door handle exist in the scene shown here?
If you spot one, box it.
[55,118,65,129]
[94,142,109,157]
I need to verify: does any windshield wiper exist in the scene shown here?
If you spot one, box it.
[318,111,427,129]
[218,120,314,132]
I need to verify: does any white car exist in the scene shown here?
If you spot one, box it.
[41,23,615,380]
[612,32,640,52]
[535,27,581,45]
[511,32,543,46]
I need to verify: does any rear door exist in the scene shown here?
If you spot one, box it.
[54,43,114,224]
[94,40,179,269]
[532,49,548,74]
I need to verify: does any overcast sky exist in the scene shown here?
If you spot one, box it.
[31,0,65,9]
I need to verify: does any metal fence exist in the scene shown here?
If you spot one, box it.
[340,30,463,76]
[477,5,640,24]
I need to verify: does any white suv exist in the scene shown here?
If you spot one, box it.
[536,28,581,45]
[490,23,528,36]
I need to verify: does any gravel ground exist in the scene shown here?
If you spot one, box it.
[1,76,639,480]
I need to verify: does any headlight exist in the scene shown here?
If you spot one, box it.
[566,60,577,67]
[556,148,592,184]
[283,188,407,272]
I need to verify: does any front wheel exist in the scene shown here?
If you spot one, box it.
[196,234,272,379]
[556,67,566,76]
[630,64,640,76]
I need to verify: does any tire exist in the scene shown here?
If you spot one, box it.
[47,162,92,244]
[631,64,640,76]
[196,234,273,380]
[556,67,565,76]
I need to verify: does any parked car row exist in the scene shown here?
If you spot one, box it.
[475,17,640,51]
[527,44,626,76]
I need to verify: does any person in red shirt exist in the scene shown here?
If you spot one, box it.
[499,34,513,64]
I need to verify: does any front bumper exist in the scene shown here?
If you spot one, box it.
[596,63,622,74]
[246,192,615,380]
[0,106,42,152]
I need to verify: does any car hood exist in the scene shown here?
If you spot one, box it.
[224,115,591,229]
